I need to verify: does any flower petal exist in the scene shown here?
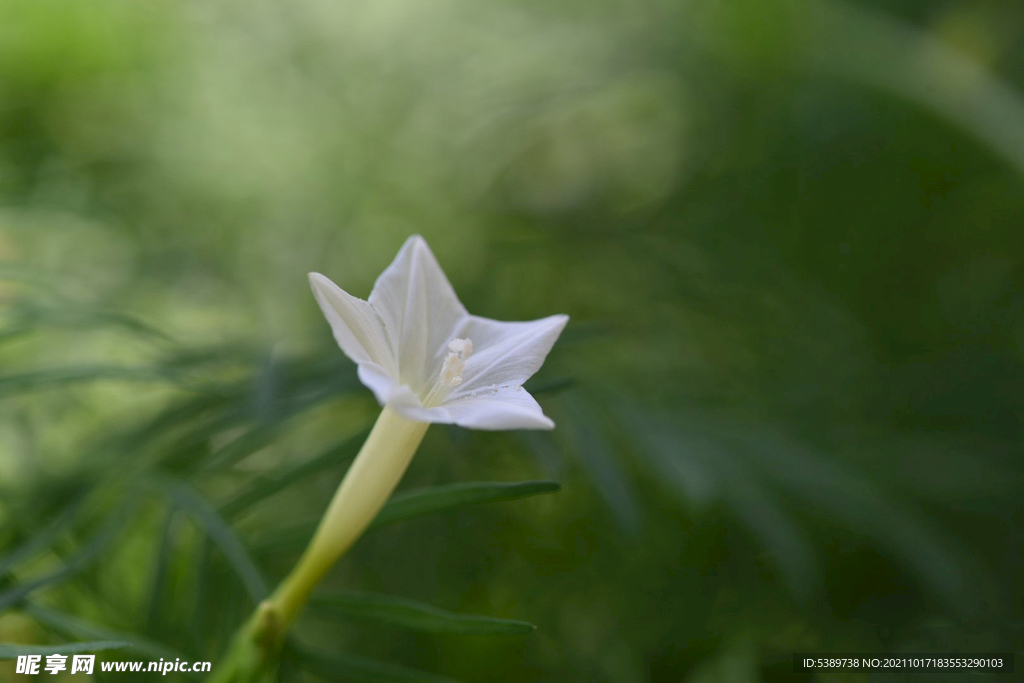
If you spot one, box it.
[309,273,397,377]
[354,363,401,406]
[368,236,468,393]
[441,385,556,430]
[448,314,569,399]
[353,364,438,419]
[360,364,555,429]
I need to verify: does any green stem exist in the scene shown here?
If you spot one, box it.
[208,406,430,681]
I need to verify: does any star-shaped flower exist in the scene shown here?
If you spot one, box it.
[309,235,568,429]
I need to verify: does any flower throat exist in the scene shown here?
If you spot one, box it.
[422,337,473,407]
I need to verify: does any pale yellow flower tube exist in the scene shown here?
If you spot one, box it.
[269,406,429,627]
[208,407,429,682]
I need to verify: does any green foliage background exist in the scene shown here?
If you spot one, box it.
[1,0,1023,681]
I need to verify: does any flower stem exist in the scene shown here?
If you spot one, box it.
[269,406,429,626]
[208,406,429,681]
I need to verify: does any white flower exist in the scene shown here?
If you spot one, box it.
[309,235,568,430]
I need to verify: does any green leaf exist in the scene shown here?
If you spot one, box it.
[310,591,535,635]
[198,423,288,472]
[249,480,562,555]
[23,603,185,662]
[105,392,235,464]
[0,641,128,660]
[160,480,268,602]
[219,429,369,519]
[0,366,171,394]
[5,302,173,343]
[294,645,463,683]
[0,494,87,578]
[186,541,212,656]
[0,500,135,612]
[372,480,560,529]
[145,505,180,635]
[196,375,363,473]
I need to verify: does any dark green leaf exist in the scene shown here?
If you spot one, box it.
[310,590,535,634]
[219,429,369,518]
[160,480,268,602]
[24,603,185,662]
[250,480,562,555]
[372,480,560,529]
[0,366,173,394]
[196,383,363,473]
[0,501,135,611]
[145,506,181,636]
[0,494,87,578]
[8,302,173,343]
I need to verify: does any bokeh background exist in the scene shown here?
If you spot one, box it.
[1,0,1023,681]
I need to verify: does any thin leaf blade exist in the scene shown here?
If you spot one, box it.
[310,591,535,635]
[160,480,268,602]
[24,603,185,663]
[372,480,560,529]
[219,429,369,519]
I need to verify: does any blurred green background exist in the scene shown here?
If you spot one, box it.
[1,0,1023,681]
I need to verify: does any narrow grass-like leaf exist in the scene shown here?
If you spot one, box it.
[371,481,560,529]
[198,423,286,472]
[249,481,561,555]
[156,342,264,371]
[294,645,463,683]
[310,591,535,634]
[106,393,235,464]
[152,410,249,475]
[187,541,212,657]
[0,501,135,611]
[0,641,128,660]
[219,428,369,518]
[0,366,172,394]
[0,494,87,578]
[197,381,363,473]
[12,305,173,343]
[24,603,185,662]
[71,309,174,342]
[160,480,267,602]
[145,506,180,635]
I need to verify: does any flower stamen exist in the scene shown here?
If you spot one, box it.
[423,337,473,407]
